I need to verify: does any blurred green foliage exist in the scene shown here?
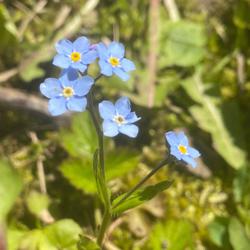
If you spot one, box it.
[0,0,250,249]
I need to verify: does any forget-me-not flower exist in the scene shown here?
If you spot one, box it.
[40,68,94,116]
[98,97,140,138]
[53,36,97,73]
[97,42,135,81]
[165,131,201,168]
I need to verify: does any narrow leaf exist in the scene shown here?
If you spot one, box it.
[112,180,172,215]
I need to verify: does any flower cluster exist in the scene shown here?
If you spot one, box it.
[39,36,201,168]
[40,36,136,116]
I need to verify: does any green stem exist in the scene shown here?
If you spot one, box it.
[88,89,105,179]
[113,156,170,209]
[87,86,111,247]
[97,209,111,247]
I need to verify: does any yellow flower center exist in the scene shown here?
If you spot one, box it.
[178,145,187,154]
[70,52,81,62]
[63,87,74,98]
[108,56,120,67]
[114,115,125,125]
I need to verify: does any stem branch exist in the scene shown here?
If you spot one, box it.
[113,156,170,209]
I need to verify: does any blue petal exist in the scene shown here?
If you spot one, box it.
[55,39,73,55]
[119,124,139,138]
[115,96,131,117]
[108,42,125,59]
[170,146,182,160]
[73,76,94,96]
[182,155,197,168]
[71,62,87,73]
[102,120,119,137]
[113,68,129,81]
[99,60,113,76]
[97,43,109,60]
[125,112,141,123]
[73,36,89,53]
[98,101,116,120]
[121,58,135,72]
[59,68,79,83]
[53,54,71,69]
[188,147,200,158]
[82,50,98,64]
[177,131,189,146]
[66,97,87,112]
[165,131,179,147]
[40,78,62,98]
[48,97,67,116]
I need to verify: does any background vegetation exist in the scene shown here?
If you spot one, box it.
[0,0,250,249]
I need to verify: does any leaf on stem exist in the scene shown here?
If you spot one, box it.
[112,180,172,215]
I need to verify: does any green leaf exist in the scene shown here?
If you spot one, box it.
[60,149,140,194]
[112,180,172,215]
[233,1,250,29]
[147,220,195,250]
[208,217,230,248]
[0,160,23,222]
[159,20,206,67]
[0,4,17,53]
[44,219,82,248]
[7,228,27,250]
[19,229,56,250]
[181,73,247,169]
[229,217,250,250]
[60,113,98,158]
[77,235,100,250]
[18,219,82,250]
[60,158,96,193]
[26,191,50,218]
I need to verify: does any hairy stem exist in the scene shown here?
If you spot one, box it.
[88,89,105,179]
[97,209,111,247]
[87,85,112,247]
[113,156,170,209]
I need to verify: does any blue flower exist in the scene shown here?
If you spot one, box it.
[98,97,140,138]
[165,131,201,168]
[97,42,135,81]
[53,36,97,73]
[40,68,94,116]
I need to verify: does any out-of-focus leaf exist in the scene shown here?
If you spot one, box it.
[105,149,140,179]
[208,217,230,248]
[19,229,55,250]
[229,217,250,250]
[181,73,247,169]
[61,149,140,193]
[233,1,250,29]
[44,219,82,248]
[233,166,250,203]
[77,235,100,250]
[17,219,81,250]
[60,113,98,158]
[26,191,50,217]
[60,158,95,193]
[112,180,172,215]
[7,228,27,250]
[147,219,195,250]
[159,20,206,67]
[0,4,17,53]
[0,160,23,222]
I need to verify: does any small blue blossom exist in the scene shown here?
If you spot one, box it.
[165,131,201,168]
[98,97,140,138]
[97,41,135,81]
[53,36,97,73]
[40,68,94,116]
